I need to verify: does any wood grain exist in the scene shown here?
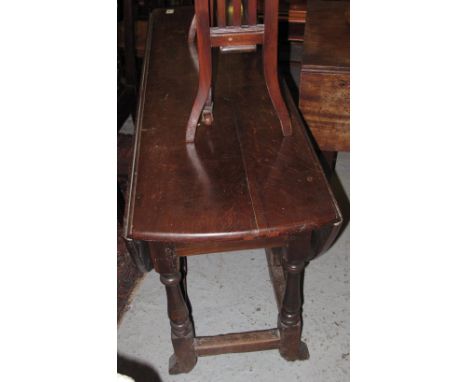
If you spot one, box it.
[125,7,341,243]
[195,329,280,356]
[299,0,350,152]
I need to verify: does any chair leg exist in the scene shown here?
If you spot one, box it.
[186,0,212,143]
[150,244,197,374]
[278,236,310,361]
[202,87,214,125]
[263,0,292,137]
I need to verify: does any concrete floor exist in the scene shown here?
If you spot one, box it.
[118,153,349,382]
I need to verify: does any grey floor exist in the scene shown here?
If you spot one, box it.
[117,152,350,382]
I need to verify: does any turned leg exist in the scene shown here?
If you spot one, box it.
[186,0,212,143]
[149,243,197,374]
[263,0,292,137]
[278,235,310,361]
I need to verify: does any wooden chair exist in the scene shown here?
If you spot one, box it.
[125,8,342,374]
[186,0,293,142]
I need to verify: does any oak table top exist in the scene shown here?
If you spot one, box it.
[124,7,341,245]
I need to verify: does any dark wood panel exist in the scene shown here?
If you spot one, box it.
[300,70,350,151]
[229,54,340,230]
[266,248,286,310]
[126,9,256,242]
[175,237,287,256]
[301,0,349,68]
[299,0,350,152]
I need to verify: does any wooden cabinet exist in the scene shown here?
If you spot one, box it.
[299,0,350,152]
